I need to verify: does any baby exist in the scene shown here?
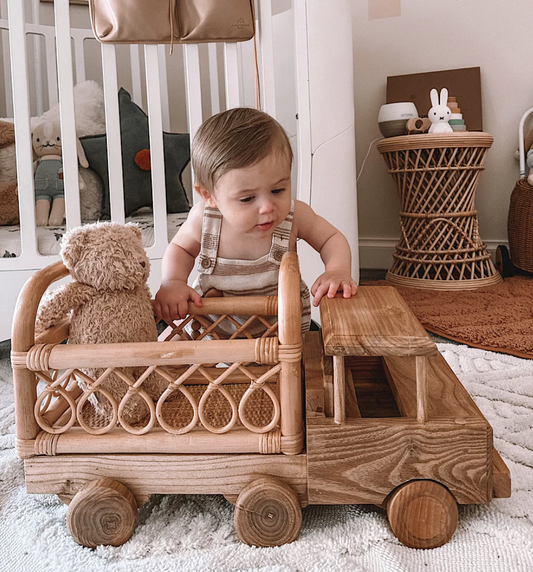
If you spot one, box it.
[154,107,357,332]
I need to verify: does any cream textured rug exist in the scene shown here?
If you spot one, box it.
[1,344,532,572]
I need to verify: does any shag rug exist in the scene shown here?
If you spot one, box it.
[1,344,532,572]
[369,276,533,360]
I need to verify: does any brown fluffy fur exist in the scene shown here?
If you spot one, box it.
[0,120,19,225]
[36,222,165,423]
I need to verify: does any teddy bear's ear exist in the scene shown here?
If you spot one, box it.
[60,226,87,270]
[125,223,142,240]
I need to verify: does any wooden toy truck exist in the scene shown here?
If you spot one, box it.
[11,253,510,549]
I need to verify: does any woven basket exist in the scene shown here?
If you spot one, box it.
[508,178,533,273]
[378,133,502,290]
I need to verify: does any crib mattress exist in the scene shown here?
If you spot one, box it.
[0,212,188,258]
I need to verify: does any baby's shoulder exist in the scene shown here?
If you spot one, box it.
[292,199,316,233]
[171,200,204,244]
[185,200,207,228]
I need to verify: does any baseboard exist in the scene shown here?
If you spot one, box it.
[358,237,509,270]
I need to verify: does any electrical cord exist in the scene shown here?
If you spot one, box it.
[356,137,382,183]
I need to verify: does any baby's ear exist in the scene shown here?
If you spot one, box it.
[195,184,215,206]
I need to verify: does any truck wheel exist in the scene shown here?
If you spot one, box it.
[387,480,458,549]
[234,477,302,546]
[67,478,138,548]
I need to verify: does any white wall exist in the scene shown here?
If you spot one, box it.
[352,0,533,268]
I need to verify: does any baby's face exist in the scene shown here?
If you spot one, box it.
[207,150,292,238]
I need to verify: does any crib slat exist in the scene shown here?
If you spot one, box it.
[157,45,171,132]
[257,0,276,115]
[129,45,143,107]
[72,30,86,85]
[30,0,44,116]
[0,16,13,118]
[7,0,38,258]
[44,29,59,109]
[207,43,220,115]
[54,0,81,229]
[102,43,125,223]
[144,44,168,256]
[183,43,202,201]
[224,43,240,109]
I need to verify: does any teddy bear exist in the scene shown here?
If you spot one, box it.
[0,120,19,226]
[36,222,166,424]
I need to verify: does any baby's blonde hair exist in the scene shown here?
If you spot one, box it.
[192,107,293,192]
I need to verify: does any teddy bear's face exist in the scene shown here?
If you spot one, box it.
[61,222,150,291]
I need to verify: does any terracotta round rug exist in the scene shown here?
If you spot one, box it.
[366,276,533,359]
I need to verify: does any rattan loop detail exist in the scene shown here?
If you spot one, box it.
[280,431,304,455]
[238,382,280,433]
[198,384,238,434]
[10,351,27,369]
[76,387,118,435]
[254,337,278,364]
[259,429,281,453]
[118,389,157,435]
[279,343,302,362]
[155,385,199,435]
[26,343,56,371]
[35,431,59,455]
[35,386,77,435]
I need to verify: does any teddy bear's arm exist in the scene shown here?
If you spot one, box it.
[36,282,95,334]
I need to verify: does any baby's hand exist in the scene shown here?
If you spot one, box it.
[311,269,357,307]
[153,280,203,323]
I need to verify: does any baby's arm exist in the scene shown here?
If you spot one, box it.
[154,201,204,322]
[293,200,357,306]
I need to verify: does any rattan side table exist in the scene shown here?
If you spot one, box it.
[377,132,502,290]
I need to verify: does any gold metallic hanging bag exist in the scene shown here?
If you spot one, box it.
[89,0,255,47]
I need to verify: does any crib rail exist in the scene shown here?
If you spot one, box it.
[2,0,279,270]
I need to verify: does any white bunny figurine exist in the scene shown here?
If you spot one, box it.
[428,87,453,134]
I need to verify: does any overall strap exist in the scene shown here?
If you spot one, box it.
[268,199,295,264]
[197,204,222,275]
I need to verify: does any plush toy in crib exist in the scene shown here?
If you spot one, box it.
[0,120,19,226]
[32,121,89,227]
[35,222,165,423]
[428,88,453,134]
[516,124,533,186]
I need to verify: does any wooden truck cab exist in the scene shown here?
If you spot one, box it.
[302,286,511,548]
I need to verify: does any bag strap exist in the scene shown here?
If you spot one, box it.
[252,1,261,110]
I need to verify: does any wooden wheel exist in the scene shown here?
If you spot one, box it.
[234,477,302,547]
[387,480,458,549]
[67,478,138,548]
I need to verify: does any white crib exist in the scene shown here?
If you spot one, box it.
[0,0,359,342]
